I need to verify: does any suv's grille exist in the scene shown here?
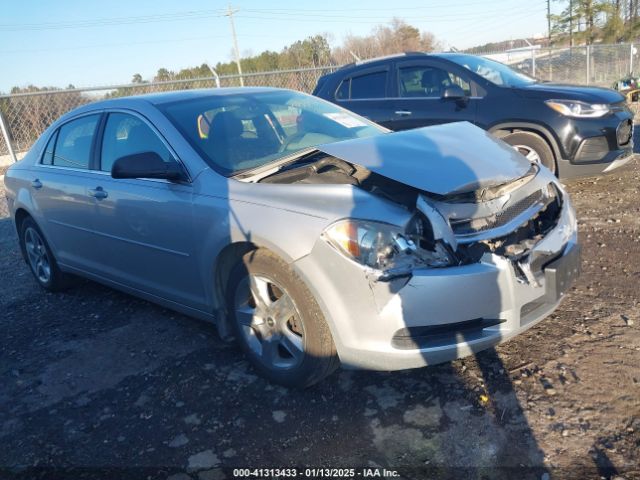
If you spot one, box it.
[617,119,633,147]
[451,189,545,235]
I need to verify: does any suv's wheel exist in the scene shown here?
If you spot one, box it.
[19,217,75,291]
[226,249,339,388]
[502,131,556,174]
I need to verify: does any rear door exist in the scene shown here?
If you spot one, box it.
[32,113,104,272]
[333,66,396,128]
[89,110,204,309]
[388,60,479,130]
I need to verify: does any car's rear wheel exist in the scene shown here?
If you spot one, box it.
[226,249,339,388]
[502,131,556,174]
[19,217,74,291]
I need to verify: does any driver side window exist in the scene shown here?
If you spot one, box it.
[100,113,174,173]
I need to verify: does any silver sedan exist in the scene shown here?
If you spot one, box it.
[3,88,580,387]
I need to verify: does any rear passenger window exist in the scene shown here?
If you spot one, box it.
[350,71,387,99]
[52,115,100,169]
[335,71,388,100]
[335,80,350,100]
[41,131,58,165]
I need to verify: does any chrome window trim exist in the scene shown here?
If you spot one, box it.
[336,96,484,102]
[34,162,188,186]
[35,107,192,185]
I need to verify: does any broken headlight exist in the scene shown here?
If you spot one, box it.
[323,219,454,271]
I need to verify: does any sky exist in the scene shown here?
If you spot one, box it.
[0,0,553,92]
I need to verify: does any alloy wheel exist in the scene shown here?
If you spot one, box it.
[513,144,542,164]
[24,227,51,284]
[234,274,305,370]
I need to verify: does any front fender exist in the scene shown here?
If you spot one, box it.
[488,121,563,161]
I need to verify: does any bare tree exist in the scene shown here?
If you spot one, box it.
[333,18,441,63]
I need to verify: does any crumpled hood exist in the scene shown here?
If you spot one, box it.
[317,121,532,196]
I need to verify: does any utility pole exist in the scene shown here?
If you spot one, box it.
[225,4,244,87]
[547,0,551,46]
[547,0,553,81]
[569,0,573,47]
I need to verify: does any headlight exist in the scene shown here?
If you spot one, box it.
[545,99,610,118]
[322,219,454,272]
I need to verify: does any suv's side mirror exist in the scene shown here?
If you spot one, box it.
[442,84,467,100]
[111,152,186,182]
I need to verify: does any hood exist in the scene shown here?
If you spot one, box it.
[516,82,624,103]
[317,122,532,196]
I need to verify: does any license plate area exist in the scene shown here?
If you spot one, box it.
[544,243,581,303]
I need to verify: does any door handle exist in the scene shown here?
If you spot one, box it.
[394,110,412,117]
[89,187,108,200]
[31,179,43,189]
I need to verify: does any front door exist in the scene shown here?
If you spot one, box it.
[388,61,479,130]
[89,111,204,309]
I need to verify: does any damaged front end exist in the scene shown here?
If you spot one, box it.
[253,149,575,285]
[415,167,575,286]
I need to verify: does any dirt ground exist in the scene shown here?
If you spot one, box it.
[1,155,639,480]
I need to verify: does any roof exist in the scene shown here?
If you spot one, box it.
[86,86,288,109]
[353,51,427,66]
[332,51,470,74]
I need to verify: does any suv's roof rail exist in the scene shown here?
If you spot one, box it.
[350,51,427,67]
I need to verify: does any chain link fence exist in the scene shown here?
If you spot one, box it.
[2,44,639,159]
[0,66,338,159]
[479,43,639,86]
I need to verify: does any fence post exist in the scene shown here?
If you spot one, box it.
[208,65,221,88]
[0,110,17,163]
[631,43,635,75]
[586,45,590,85]
[531,49,536,77]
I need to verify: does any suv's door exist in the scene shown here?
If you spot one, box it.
[333,66,396,128]
[33,113,105,272]
[388,60,480,130]
[90,111,204,309]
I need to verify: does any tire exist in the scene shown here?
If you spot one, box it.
[226,249,339,388]
[19,217,75,292]
[502,131,556,174]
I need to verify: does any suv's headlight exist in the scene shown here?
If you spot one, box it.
[322,219,454,272]
[545,99,610,118]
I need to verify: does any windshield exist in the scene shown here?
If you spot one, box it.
[159,90,384,176]
[444,54,536,87]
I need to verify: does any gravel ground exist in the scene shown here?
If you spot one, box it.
[1,154,639,480]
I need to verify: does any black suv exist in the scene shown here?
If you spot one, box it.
[313,53,634,178]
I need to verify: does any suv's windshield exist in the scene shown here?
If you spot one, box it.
[159,90,384,176]
[443,54,536,87]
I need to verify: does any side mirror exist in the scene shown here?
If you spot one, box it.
[111,152,186,182]
[442,84,467,100]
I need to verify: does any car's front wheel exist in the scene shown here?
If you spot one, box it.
[226,249,339,388]
[19,217,75,291]
[502,131,556,174]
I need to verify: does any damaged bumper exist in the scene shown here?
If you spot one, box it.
[294,195,580,371]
